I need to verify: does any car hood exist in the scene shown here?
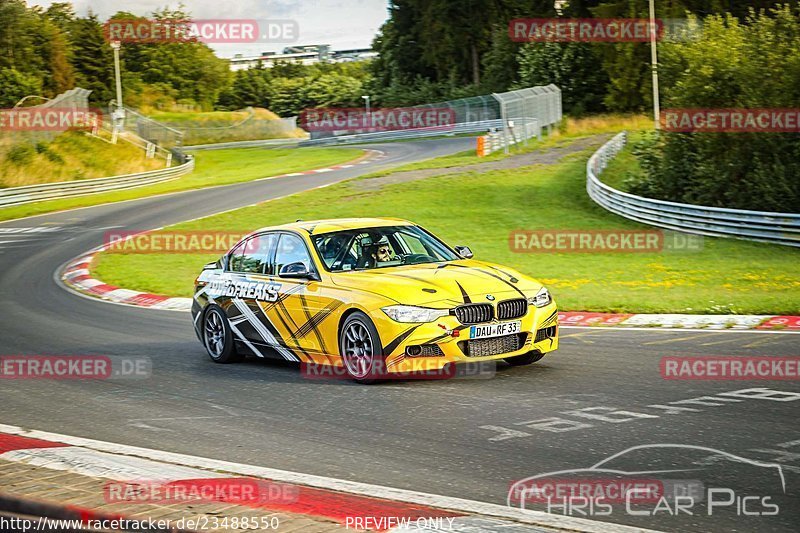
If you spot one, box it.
[330,259,543,307]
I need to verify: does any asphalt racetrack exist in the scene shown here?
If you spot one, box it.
[1,137,798,532]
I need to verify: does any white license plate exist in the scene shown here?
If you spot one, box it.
[469,321,522,339]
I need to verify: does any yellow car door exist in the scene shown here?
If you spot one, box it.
[269,232,342,361]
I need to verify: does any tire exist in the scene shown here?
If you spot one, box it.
[339,311,384,383]
[203,306,242,363]
[505,350,545,366]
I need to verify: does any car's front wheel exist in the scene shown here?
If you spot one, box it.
[505,350,545,366]
[340,311,384,383]
[203,306,242,363]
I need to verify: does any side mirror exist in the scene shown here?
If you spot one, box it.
[454,245,473,259]
[279,262,319,281]
[203,261,218,270]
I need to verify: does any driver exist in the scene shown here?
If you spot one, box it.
[371,236,393,265]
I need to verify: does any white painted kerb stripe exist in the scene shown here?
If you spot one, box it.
[0,424,662,533]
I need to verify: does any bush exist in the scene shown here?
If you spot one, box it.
[6,144,35,165]
[0,69,43,108]
[34,142,65,164]
[516,43,609,116]
[632,8,800,212]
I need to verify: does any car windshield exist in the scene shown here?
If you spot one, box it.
[312,225,458,271]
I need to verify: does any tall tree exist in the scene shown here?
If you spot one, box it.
[370,0,557,105]
[69,14,113,104]
[43,2,75,32]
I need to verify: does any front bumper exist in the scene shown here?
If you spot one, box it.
[375,302,559,374]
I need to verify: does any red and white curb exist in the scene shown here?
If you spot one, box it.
[59,254,800,333]
[56,142,799,330]
[254,149,386,181]
[0,424,659,533]
[61,250,193,311]
[558,312,800,331]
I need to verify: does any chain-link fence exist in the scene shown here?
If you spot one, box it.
[492,84,562,153]
[108,105,303,152]
[0,88,182,177]
[413,93,501,125]
[4,87,97,145]
[107,102,193,164]
[302,85,562,152]
[160,109,302,146]
[109,102,183,147]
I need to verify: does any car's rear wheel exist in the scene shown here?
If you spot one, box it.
[340,312,383,383]
[203,306,242,363]
[505,350,545,366]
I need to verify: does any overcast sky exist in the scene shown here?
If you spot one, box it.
[28,0,391,57]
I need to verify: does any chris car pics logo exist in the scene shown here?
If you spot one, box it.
[508,444,786,517]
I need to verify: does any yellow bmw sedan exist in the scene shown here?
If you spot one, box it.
[192,218,558,382]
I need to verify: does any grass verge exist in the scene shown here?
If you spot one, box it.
[93,126,800,314]
[151,108,307,145]
[0,132,163,188]
[0,146,362,222]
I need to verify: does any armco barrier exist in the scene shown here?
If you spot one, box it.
[587,132,800,247]
[0,156,194,208]
[185,138,303,151]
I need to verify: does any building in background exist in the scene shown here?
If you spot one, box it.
[228,45,375,71]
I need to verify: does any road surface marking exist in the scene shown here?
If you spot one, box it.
[642,332,727,345]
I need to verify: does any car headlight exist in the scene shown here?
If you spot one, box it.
[527,287,552,308]
[382,305,450,323]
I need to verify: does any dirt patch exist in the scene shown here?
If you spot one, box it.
[353,134,613,192]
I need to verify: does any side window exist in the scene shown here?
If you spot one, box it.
[227,241,247,272]
[229,234,275,274]
[240,233,277,274]
[275,234,313,275]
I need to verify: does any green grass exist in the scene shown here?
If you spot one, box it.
[149,108,307,145]
[93,135,800,314]
[149,111,251,122]
[0,146,361,222]
[149,108,282,123]
[0,131,163,188]
[352,116,645,181]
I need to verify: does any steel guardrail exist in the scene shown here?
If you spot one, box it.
[587,132,800,247]
[0,157,194,208]
[185,138,304,151]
